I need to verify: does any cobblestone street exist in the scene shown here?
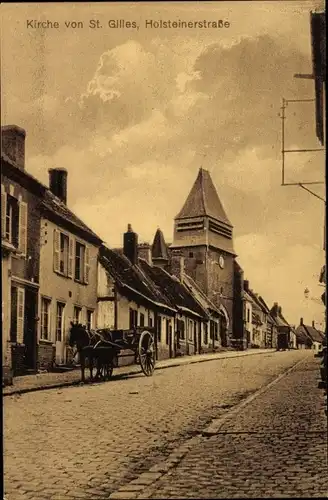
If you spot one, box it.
[135,354,327,499]
[4,350,324,500]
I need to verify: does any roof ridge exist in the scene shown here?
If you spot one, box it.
[174,167,232,226]
[152,228,169,260]
[200,168,207,216]
[183,274,219,314]
[3,151,102,242]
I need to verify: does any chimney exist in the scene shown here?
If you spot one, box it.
[48,168,68,204]
[300,317,304,326]
[123,224,138,265]
[1,125,26,170]
[312,320,315,328]
[244,280,249,292]
[278,306,282,315]
[138,243,152,265]
[271,302,279,316]
[170,251,185,282]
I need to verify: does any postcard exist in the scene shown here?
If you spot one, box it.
[2,2,326,499]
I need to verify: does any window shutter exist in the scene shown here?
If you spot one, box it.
[17,287,25,344]
[68,237,74,278]
[84,246,90,284]
[1,186,6,239]
[18,201,28,255]
[53,229,60,272]
[47,300,52,342]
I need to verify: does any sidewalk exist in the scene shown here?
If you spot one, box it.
[3,348,276,397]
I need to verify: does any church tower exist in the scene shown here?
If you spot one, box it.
[171,167,236,338]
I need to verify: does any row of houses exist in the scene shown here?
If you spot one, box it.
[1,125,235,381]
[1,124,324,383]
[243,281,325,350]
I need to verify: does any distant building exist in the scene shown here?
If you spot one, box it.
[257,295,278,349]
[232,261,247,349]
[182,273,223,353]
[247,289,266,347]
[295,318,325,352]
[270,303,297,350]
[243,280,253,347]
[244,290,278,349]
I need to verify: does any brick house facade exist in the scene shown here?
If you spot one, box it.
[1,124,103,380]
[1,126,44,379]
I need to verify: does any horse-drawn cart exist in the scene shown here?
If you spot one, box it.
[69,323,156,383]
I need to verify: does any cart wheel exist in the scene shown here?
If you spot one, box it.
[139,330,155,376]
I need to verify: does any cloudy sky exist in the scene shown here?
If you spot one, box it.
[2,1,325,326]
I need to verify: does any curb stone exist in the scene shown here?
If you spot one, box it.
[4,349,276,397]
[202,357,306,436]
[108,436,202,499]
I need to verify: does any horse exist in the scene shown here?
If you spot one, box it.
[68,322,118,383]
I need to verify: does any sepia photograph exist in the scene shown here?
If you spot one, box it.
[1,1,327,499]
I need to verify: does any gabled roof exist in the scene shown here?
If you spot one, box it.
[182,273,222,317]
[139,260,207,319]
[269,303,292,329]
[257,296,271,314]
[267,314,278,327]
[99,246,175,312]
[243,290,254,303]
[295,325,313,345]
[274,314,291,328]
[302,324,325,343]
[2,151,102,245]
[41,190,101,243]
[152,228,169,260]
[175,168,232,227]
[247,289,265,313]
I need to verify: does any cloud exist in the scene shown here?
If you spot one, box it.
[174,34,317,161]
[4,13,324,329]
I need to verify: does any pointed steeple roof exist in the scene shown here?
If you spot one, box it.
[175,168,232,227]
[152,228,169,260]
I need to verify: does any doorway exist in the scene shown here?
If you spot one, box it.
[23,288,38,372]
[55,301,66,364]
[220,316,228,347]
